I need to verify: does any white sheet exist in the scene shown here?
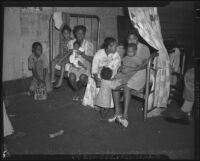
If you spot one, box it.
[55,63,71,71]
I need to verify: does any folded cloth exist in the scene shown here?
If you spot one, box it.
[3,101,14,137]
[53,12,63,30]
[169,47,180,73]
[69,50,83,68]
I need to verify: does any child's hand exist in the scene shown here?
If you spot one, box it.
[96,79,101,88]
[37,79,42,86]
[117,66,122,73]
[110,77,115,81]
[68,49,73,53]
[42,79,46,86]
[94,77,101,88]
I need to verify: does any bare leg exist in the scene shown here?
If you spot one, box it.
[123,85,131,119]
[112,90,121,116]
[78,74,88,100]
[55,63,65,88]
[69,73,79,100]
[51,60,56,83]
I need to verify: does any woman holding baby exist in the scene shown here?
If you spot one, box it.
[67,25,94,101]
[108,29,151,128]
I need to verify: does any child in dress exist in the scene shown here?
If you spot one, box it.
[95,66,113,118]
[69,41,87,70]
[111,43,143,89]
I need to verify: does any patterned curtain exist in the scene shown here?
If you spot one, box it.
[128,7,170,108]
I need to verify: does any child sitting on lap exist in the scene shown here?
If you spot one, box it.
[111,43,143,89]
[69,41,87,70]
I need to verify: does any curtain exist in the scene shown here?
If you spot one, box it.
[128,7,170,109]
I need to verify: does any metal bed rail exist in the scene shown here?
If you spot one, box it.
[143,52,159,121]
[49,12,101,80]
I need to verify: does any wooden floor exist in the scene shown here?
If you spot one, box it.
[4,83,195,159]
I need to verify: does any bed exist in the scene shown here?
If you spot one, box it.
[49,12,159,121]
[49,12,100,78]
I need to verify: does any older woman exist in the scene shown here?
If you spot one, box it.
[67,25,94,101]
[109,29,150,127]
[82,37,121,111]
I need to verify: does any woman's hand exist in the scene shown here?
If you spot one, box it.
[93,74,101,88]
[117,66,122,73]
[95,79,101,88]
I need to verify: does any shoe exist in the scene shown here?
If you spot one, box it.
[72,95,79,101]
[108,115,121,123]
[164,116,190,125]
[117,117,129,127]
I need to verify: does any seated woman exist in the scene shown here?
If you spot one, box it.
[67,25,94,101]
[108,29,150,128]
[83,37,121,109]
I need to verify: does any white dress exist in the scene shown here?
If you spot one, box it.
[95,80,112,108]
[3,101,14,137]
[69,49,84,68]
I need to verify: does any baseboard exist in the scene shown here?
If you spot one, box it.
[3,71,68,97]
[3,77,32,97]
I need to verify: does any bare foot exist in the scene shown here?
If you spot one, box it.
[54,81,62,88]
[72,95,79,101]
[51,79,56,83]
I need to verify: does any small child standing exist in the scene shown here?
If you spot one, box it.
[28,42,52,96]
[69,41,87,70]
[95,67,113,118]
[111,43,143,89]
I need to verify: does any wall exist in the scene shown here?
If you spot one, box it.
[3,4,195,82]
[158,1,194,48]
[3,7,124,81]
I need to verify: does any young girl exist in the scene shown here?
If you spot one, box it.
[69,41,87,70]
[95,67,113,106]
[51,24,72,88]
[28,42,52,94]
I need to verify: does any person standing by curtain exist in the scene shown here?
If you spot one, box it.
[108,29,150,127]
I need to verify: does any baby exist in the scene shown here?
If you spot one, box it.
[95,66,113,110]
[69,41,87,70]
[111,43,143,89]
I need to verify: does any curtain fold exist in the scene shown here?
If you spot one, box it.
[128,7,170,109]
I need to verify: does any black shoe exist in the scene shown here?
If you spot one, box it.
[164,116,190,125]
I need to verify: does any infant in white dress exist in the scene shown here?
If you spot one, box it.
[69,41,86,69]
